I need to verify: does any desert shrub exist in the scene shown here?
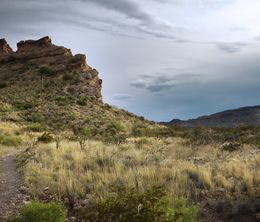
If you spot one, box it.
[39,66,56,76]
[77,96,88,106]
[26,112,44,123]
[222,142,242,152]
[55,96,74,106]
[135,137,150,149]
[104,132,127,144]
[26,123,45,132]
[37,132,54,143]
[14,102,34,110]
[73,127,93,150]
[63,72,74,81]
[103,121,127,144]
[7,202,66,222]
[0,134,22,146]
[131,123,174,138]
[76,187,198,222]
[131,124,147,137]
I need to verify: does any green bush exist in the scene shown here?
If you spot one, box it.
[7,202,66,222]
[0,134,22,146]
[76,187,199,222]
[37,132,54,143]
[26,112,44,123]
[77,96,88,106]
[14,102,34,110]
[131,124,147,137]
[102,121,127,144]
[39,66,56,76]
[26,123,45,132]
[55,96,74,106]
[63,72,75,81]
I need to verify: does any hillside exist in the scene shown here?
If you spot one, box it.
[164,105,260,128]
[0,36,153,142]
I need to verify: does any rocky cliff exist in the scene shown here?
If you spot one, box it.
[0,36,102,102]
[0,36,143,133]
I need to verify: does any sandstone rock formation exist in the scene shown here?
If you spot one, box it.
[0,38,13,55]
[0,36,102,102]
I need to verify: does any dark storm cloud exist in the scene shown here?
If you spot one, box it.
[0,0,178,40]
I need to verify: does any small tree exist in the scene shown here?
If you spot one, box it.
[55,135,61,149]
[73,126,92,150]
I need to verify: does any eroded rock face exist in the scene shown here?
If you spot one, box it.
[0,38,13,55]
[17,36,52,52]
[0,36,102,102]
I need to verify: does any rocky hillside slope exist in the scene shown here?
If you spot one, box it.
[0,37,149,139]
[0,36,102,101]
[164,105,260,128]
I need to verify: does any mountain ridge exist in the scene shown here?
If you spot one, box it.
[163,105,260,128]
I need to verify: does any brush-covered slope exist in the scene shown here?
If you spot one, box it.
[165,105,260,128]
[0,37,150,139]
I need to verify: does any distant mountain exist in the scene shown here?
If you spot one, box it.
[163,105,260,128]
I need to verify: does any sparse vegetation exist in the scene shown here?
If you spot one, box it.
[39,66,56,76]
[76,187,199,222]
[7,202,66,222]
[76,96,88,106]
[16,134,259,221]
[37,132,54,143]
[0,134,22,146]
[63,72,75,81]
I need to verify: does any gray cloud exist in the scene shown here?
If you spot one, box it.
[112,94,132,100]
[84,0,155,25]
[215,42,248,53]
[0,0,179,40]
[131,73,200,93]
[1,0,260,122]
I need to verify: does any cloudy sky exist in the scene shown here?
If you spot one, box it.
[1,0,260,121]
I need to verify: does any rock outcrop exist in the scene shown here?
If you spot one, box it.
[0,36,102,102]
[0,38,13,55]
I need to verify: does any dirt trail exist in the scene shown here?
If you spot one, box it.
[0,152,26,221]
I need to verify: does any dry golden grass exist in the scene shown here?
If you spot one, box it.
[21,136,260,205]
[0,121,40,157]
